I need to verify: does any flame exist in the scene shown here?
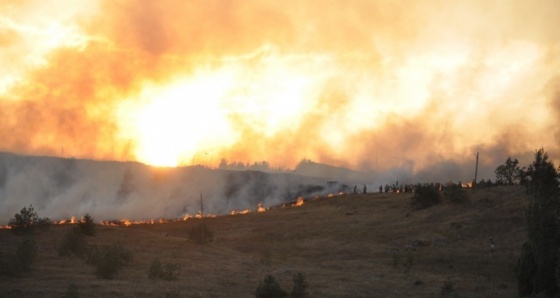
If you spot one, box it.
[293,197,304,207]
[230,209,251,215]
[257,203,266,213]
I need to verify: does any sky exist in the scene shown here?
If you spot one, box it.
[1,0,559,178]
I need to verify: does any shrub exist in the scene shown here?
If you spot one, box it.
[64,283,79,298]
[404,251,414,274]
[148,258,180,280]
[187,223,214,244]
[1,237,38,276]
[392,252,400,268]
[15,237,38,272]
[411,185,441,209]
[8,205,51,235]
[255,275,287,298]
[291,272,308,298]
[79,214,95,236]
[58,227,89,257]
[443,184,469,204]
[441,279,455,295]
[87,243,132,279]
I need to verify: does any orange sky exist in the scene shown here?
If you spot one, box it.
[1,0,559,172]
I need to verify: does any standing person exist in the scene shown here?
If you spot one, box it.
[353,185,358,194]
[363,185,367,194]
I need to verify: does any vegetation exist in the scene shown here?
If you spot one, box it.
[255,275,287,298]
[148,258,180,280]
[58,227,89,257]
[443,184,469,204]
[441,279,455,295]
[495,157,525,186]
[78,214,95,236]
[515,148,560,296]
[291,272,308,298]
[0,237,38,276]
[63,283,79,298]
[86,243,133,279]
[8,204,51,235]
[411,184,441,209]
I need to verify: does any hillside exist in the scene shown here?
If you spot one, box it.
[0,186,528,297]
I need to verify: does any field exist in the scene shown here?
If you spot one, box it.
[0,186,528,297]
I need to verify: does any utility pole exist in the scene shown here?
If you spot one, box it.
[200,193,204,255]
[474,152,479,186]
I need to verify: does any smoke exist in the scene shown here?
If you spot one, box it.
[0,152,333,224]
[0,0,559,176]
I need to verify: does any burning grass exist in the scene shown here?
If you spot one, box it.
[0,186,528,297]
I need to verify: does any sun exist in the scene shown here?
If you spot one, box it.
[117,72,238,167]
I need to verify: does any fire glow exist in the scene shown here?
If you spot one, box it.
[0,0,558,173]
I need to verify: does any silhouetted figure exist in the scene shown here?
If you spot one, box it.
[363,185,367,194]
[379,186,382,193]
[353,185,357,194]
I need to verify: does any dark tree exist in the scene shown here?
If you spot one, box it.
[8,205,51,236]
[495,157,523,185]
[218,158,228,169]
[515,148,560,296]
[255,275,287,298]
[79,214,96,236]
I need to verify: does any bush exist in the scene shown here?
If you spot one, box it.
[441,279,455,295]
[187,223,214,244]
[79,214,95,236]
[255,275,287,298]
[15,237,38,272]
[443,184,469,204]
[148,258,180,280]
[291,272,308,298]
[404,251,414,273]
[0,237,38,276]
[64,283,79,298]
[58,227,89,257]
[8,205,51,235]
[411,185,441,209]
[87,243,132,279]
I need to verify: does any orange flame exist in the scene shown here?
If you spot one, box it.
[293,197,304,207]
[257,203,266,212]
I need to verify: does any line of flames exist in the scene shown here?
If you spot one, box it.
[0,193,350,229]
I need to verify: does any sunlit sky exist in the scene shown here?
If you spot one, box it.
[1,0,559,172]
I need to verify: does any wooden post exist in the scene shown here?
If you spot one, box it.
[474,152,479,185]
[200,193,204,254]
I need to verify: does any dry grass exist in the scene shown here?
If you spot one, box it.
[0,186,529,297]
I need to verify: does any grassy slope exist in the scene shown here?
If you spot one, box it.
[0,186,528,297]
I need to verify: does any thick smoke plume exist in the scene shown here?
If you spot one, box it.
[0,152,337,224]
[1,1,559,174]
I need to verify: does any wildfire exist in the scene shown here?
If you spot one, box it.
[55,216,79,225]
[257,203,266,213]
[230,209,251,215]
[293,197,304,207]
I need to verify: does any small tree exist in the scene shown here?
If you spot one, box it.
[58,227,89,257]
[291,272,308,298]
[411,184,441,209]
[79,214,95,236]
[87,243,133,279]
[255,275,287,298]
[495,157,524,185]
[8,205,51,235]
[443,184,469,203]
